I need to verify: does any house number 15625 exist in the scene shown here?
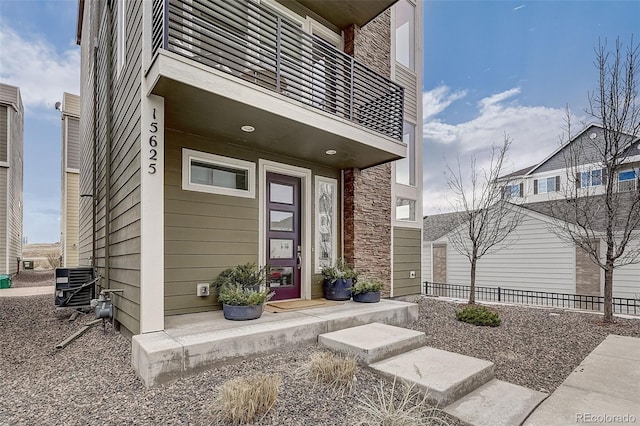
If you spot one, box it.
[148,108,158,174]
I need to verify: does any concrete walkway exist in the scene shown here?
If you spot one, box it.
[524,334,640,425]
[0,286,52,297]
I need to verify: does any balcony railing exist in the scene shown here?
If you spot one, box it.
[152,0,404,141]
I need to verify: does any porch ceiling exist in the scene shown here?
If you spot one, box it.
[285,0,398,28]
[152,75,405,170]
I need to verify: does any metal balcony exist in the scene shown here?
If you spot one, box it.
[151,0,404,146]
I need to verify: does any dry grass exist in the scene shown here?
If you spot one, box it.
[22,243,61,270]
[353,377,450,426]
[305,351,357,395]
[211,374,281,425]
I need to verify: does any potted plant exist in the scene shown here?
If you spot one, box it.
[218,284,275,320]
[351,278,383,303]
[321,259,358,301]
[214,263,274,320]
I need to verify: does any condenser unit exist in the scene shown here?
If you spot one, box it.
[54,267,97,308]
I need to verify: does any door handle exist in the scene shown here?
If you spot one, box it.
[296,253,302,270]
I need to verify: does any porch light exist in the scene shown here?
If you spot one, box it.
[241,125,255,133]
[325,149,337,155]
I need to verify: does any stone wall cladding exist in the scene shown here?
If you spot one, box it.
[575,241,601,297]
[432,244,447,295]
[343,10,393,295]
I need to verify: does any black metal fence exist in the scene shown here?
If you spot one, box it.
[423,281,639,315]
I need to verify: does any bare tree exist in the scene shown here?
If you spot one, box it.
[552,37,640,323]
[445,135,523,304]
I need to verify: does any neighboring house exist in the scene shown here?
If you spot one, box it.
[498,124,640,203]
[60,92,81,267]
[423,124,640,300]
[0,83,24,275]
[76,0,423,336]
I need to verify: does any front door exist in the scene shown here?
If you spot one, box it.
[266,173,301,300]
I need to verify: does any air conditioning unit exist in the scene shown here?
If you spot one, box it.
[54,267,96,308]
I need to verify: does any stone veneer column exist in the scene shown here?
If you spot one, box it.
[343,11,393,295]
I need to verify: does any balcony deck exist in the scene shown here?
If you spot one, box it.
[149,0,405,169]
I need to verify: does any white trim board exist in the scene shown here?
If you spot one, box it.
[259,159,312,300]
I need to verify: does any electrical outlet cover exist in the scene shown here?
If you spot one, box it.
[197,283,210,296]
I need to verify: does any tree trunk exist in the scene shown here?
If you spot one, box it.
[469,258,476,305]
[603,265,614,323]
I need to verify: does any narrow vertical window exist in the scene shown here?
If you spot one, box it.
[315,176,337,272]
[117,0,126,77]
[395,0,415,70]
[395,121,415,186]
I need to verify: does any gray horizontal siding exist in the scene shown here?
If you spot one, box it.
[67,117,80,170]
[164,129,340,316]
[0,106,6,162]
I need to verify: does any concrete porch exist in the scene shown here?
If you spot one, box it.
[132,299,418,388]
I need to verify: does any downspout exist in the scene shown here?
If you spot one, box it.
[92,44,98,268]
[104,0,113,288]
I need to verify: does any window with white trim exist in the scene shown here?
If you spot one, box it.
[395,121,415,186]
[534,176,559,194]
[503,183,523,199]
[618,169,638,192]
[182,149,255,198]
[395,0,415,70]
[580,169,604,188]
[396,197,416,222]
[315,176,337,272]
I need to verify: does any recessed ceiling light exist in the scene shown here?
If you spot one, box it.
[241,125,255,133]
[325,149,337,155]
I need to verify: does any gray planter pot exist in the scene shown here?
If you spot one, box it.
[352,291,380,303]
[323,278,352,301]
[222,303,264,321]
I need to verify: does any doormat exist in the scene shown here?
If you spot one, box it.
[265,299,341,313]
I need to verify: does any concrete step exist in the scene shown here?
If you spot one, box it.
[444,379,548,426]
[318,322,426,364]
[370,346,494,407]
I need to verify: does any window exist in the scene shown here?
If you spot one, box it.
[534,176,559,194]
[396,197,416,221]
[395,0,415,70]
[116,0,126,77]
[182,149,255,198]
[395,121,416,186]
[618,169,638,192]
[503,183,523,199]
[315,176,337,272]
[579,169,605,188]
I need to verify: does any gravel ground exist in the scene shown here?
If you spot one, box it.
[1,295,638,425]
[9,270,55,288]
[410,297,640,393]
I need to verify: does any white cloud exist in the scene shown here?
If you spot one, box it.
[0,26,80,110]
[478,87,521,110]
[422,85,583,216]
[423,85,467,121]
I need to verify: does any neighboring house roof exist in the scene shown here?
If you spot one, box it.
[520,195,640,233]
[423,211,468,242]
[525,123,639,177]
[424,194,640,243]
[498,164,537,180]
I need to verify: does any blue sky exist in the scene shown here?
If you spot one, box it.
[422,1,640,213]
[0,1,639,241]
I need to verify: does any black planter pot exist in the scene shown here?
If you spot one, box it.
[352,291,381,303]
[222,303,264,321]
[323,278,352,301]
